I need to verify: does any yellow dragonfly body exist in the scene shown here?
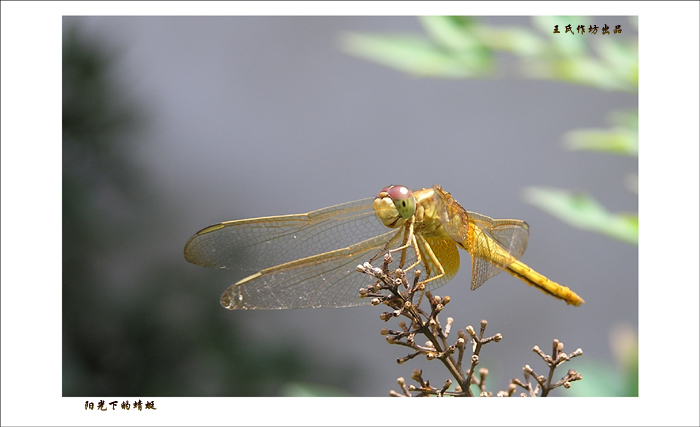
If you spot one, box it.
[184,185,584,309]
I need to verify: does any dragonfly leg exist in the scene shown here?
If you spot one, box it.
[386,219,415,268]
[399,233,446,307]
[412,233,446,287]
[401,232,424,273]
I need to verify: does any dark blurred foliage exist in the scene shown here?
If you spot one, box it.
[62,24,358,396]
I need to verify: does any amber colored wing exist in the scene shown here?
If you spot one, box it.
[465,213,529,290]
[431,185,529,291]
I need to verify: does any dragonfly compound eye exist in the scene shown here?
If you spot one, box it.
[387,185,416,219]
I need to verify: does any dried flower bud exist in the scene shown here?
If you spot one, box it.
[379,312,392,321]
[494,333,502,342]
[480,391,489,397]
[445,318,453,335]
[426,352,436,360]
[371,298,381,306]
[456,337,465,347]
[480,319,488,328]
[380,328,390,335]
[397,377,405,386]
[552,339,560,354]
[479,367,489,377]
[356,264,366,273]
[471,354,479,365]
[466,325,476,338]
[563,381,571,389]
[442,296,451,305]
[532,345,540,353]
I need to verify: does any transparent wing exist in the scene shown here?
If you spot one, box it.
[184,196,417,309]
[220,230,399,309]
[184,197,385,272]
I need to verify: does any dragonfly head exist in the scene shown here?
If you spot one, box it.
[373,185,416,228]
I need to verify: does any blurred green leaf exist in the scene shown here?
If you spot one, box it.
[597,37,638,87]
[418,16,482,51]
[564,108,638,155]
[564,128,638,155]
[340,32,493,78]
[545,55,632,91]
[523,187,638,245]
[475,26,548,58]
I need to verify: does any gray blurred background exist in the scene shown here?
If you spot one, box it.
[62,16,637,397]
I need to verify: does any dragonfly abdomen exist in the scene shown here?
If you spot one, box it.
[506,261,585,306]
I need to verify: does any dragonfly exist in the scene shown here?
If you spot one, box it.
[184,185,584,310]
